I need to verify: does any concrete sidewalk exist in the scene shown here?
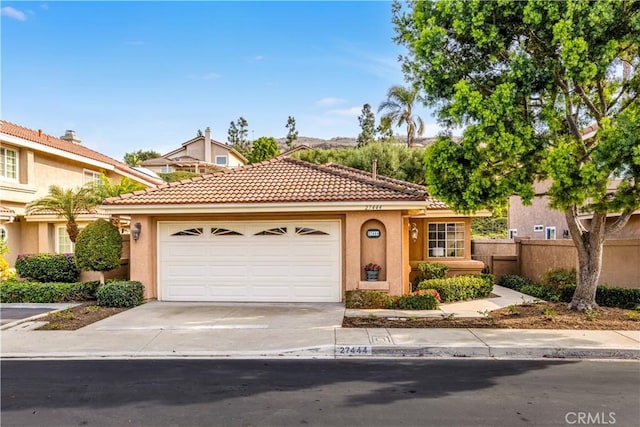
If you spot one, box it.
[1,287,638,361]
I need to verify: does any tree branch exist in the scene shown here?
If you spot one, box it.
[573,81,602,121]
[554,71,582,141]
[605,210,634,237]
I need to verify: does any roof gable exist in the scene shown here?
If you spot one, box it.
[0,120,163,186]
[104,157,447,207]
[159,135,248,164]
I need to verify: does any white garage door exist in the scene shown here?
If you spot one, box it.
[158,221,341,302]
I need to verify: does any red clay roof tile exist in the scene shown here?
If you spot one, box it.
[104,157,448,208]
[0,120,163,186]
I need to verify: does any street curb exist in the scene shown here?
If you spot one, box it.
[2,345,638,361]
[0,304,81,331]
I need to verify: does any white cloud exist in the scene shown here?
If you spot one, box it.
[40,4,49,10]
[254,55,265,61]
[326,106,361,117]
[315,97,346,107]
[1,6,27,21]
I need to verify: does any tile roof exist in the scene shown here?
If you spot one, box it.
[0,206,16,215]
[0,120,163,186]
[104,157,448,208]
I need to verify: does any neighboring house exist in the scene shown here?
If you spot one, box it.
[509,180,640,240]
[0,120,163,266]
[102,157,486,302]
[140,127,247,174]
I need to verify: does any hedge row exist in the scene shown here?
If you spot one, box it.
[96,281,144,308]
[0,280,145,308]
[0,280,98,303]
[417,274,494,303]
[345,289,440,310]
[15,253,79,283]
[497,274,640,309]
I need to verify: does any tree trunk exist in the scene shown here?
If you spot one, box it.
[565,210,605,311]
[99,271,105,285]
[67,221,80,243]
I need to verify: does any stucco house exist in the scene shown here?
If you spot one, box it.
[0,120,163,266]
[140,127,247,174]
[509,180,640,240]
[102,157,485,302]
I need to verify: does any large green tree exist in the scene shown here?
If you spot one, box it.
[123,150,161,166]
[285,116,299,150]
[248,136,280,163]
[378,84,425,146]
[393,0,639,310]
[357,103,377,147]
[26,185,100,243]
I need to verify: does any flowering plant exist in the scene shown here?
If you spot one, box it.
[364,263,381,272]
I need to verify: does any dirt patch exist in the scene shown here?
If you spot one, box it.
[343,302,640,330]
[37,302,129,330]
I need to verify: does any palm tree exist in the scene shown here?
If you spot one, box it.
[378,85,425,147]
[26,185,100,243]
[94,174,145,199]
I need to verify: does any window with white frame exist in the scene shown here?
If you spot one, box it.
[160,165,174,173]
[56,227,74,254]
[215,155,228,166]
[0,147,18,180]
[508,229,518,239]
[533,224,544,232]
[545,226,557,240]
[428,222,465,258]
[83,170,101,186]
[0,225,7,243]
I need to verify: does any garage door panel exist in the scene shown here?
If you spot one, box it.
[159,221,341,302]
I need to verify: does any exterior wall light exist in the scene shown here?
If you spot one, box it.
[131,222,142,241]
[410,222,419,243]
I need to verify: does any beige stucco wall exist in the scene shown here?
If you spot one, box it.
[518,239,640,288]
[408,217,484,281]
[169,140,244,167]
[508,181,568,240]
[128,211,412,301]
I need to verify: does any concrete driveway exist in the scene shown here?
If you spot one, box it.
[82,301,346,331]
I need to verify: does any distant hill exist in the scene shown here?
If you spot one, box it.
[275,136,447,151]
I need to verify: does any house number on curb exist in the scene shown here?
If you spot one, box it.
[366,229,381,238]
[336,345,372,355]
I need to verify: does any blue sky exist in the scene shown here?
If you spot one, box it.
[2,1,441,160]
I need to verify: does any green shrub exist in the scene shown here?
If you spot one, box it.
[497,274,534,291]
[417,275,493,303]
[559,284,640,309]
[541,268,577,290]
[15,253,79,283]
[345,290,392,309]
[412,262,450,290]
[519,283,556,301]
[390,292,440,310]
[75,219,122,281]
[96,281,144,307]
[0,280,98,303]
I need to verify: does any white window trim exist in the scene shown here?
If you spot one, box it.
[508,229,518,239]
[83,169,101,186]
[545,226,557,240]
[0,147,19,181]
[215,155,228,166]
[160,165,174,173]
[56,226,74,254]
[533,225,544,232]
[427,222,465,259]
[0,225,7,242]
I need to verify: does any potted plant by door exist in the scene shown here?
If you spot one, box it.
[364,263,381,281]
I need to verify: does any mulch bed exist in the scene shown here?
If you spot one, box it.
[343,302,640,330]
[37,302,129,330]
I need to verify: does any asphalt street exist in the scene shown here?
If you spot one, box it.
[2,359,639,426]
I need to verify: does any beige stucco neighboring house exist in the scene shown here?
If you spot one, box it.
[102,157,485,302]
[0,120,164,266]
[140,127,247,174]
[509,180,640,240]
